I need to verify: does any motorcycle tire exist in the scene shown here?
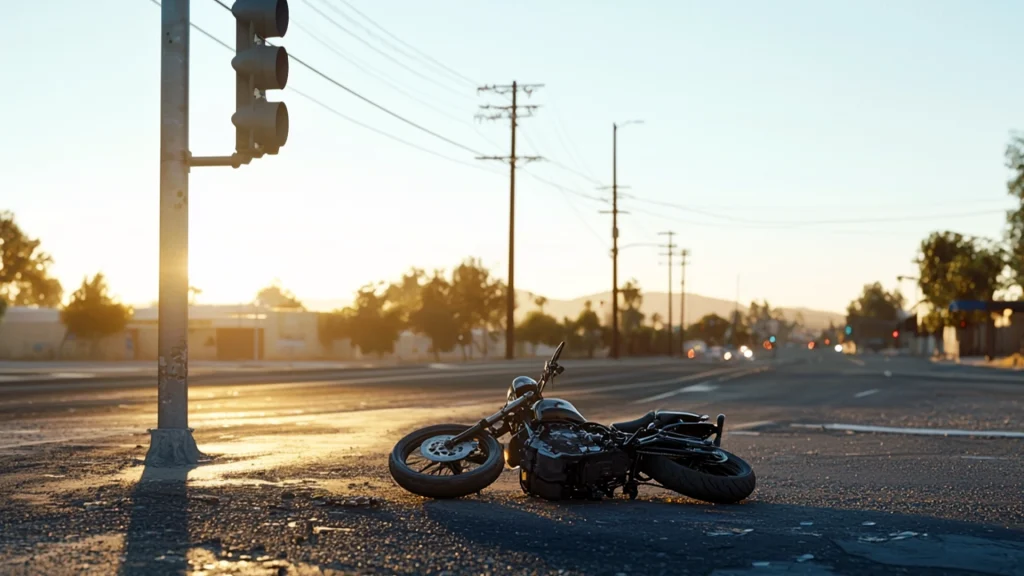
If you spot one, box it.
[388,423,505,499]
[641,449,756,504]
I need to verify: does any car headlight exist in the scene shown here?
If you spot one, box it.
[723,351,732,360]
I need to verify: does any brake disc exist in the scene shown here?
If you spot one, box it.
[420,435,478,462]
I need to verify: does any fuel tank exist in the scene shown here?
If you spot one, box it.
[532,398,587,424]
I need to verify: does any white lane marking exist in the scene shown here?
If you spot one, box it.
[728,431,760,436]
[633,381,719,403]
[790,423,1024,439]
[732,420,775,430]
[961,455,1007,461]
[854,388,879,399]
[631,366,768,404]
[883,370,892,377]
[847,357,866,366]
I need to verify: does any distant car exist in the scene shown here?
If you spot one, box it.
[722,345,754,362]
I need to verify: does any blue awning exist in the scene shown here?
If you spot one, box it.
[949,300,1024,312]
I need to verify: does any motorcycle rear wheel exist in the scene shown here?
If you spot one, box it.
[642,448,756,504]
[388,423,505,499]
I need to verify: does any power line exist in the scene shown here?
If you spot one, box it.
[621,194,1008,227]
[519,126,605,187]
[290,88,504,176]
[522,172,608,203]
[289,18,475,128]
[547,96,601,184]
[205,0,485,156]
[554,188,610,249]
[332,0,479,87]
[297,0,475,102]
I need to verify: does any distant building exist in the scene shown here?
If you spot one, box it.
[0,305,547,362]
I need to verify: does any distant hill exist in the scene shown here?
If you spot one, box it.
[294,291,845,331]
[514,290,845,331]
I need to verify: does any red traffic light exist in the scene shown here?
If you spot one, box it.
[892,330,899,338]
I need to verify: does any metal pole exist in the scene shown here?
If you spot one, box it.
[506,81,517,360]
[145,0,200,466]
[667,248,673,356]
[680,249,688,356]
[611,123,619,360]
[253,302,259,361]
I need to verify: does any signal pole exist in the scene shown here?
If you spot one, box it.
[658,231,677,356]
[148,0,290,467]
[148,0,198,467]
[476,81,544,360]
[679,248,689,355]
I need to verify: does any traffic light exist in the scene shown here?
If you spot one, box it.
[232,0,290,157]
[769,335,776,344]
[844,325,852,336]
[892,330,899,339]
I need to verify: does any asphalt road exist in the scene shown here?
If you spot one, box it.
[1,350,1022,575]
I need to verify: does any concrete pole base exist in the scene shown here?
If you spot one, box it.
[144,428,203,467]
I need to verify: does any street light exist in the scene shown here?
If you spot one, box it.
[611,119,644,360]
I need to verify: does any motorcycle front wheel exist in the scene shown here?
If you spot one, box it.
[642,448,756,504]
[388,423,505,499]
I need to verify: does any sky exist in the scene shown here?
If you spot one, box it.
[3,0,1022,314]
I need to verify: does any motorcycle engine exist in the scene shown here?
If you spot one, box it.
[519,422,631,500]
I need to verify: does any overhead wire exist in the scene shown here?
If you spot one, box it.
[297,0,476,102]
[328,0,479,87]
[620,193,1009,227]
[519,125,605,187]
[289,18,478,128]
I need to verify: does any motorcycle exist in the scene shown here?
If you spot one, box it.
[388,341,756,503]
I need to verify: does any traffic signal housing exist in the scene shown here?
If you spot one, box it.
[232,0,289,157]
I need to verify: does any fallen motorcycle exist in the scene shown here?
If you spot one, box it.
[388,341,756,503]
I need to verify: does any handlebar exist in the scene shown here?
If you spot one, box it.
[538,341,567,393]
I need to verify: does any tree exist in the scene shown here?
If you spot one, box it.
[845,282,904,342]
[533,295,548,313]
[846,283,904,321]
[619,279,646,356]
[518,310,562,355]
[60,273,132,357]
[685,313,730,346]
[572,300,602,358]
[0,211,63,312]
[384,268,425,327]
[336,284,403,358]
[917,231,1006,331]
[256,281,304,309]
[1005,133,1024,290]
[409,272,460,361]
[449,258,503,357]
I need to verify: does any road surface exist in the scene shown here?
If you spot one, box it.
[0,350,1022,575]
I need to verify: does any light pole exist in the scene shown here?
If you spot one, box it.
[610,119,643,360]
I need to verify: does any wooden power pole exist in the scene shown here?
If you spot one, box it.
[476,81,544,359]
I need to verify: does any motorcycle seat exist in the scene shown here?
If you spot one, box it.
[610,411,657,433]
[611,410,707,433]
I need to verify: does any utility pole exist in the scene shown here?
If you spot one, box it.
[679,248,689,356]
[658,231,677,356]
[600,120,642,359]
[476,81,543,360]
[148,0,289,467]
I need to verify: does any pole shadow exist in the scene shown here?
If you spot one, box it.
[119,465,192,575]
